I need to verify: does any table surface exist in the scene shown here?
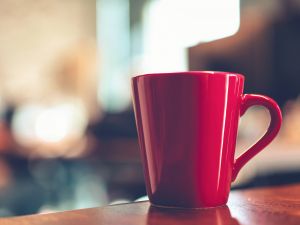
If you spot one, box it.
[2,184,300,225]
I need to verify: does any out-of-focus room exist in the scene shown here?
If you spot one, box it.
[0,0,300,216]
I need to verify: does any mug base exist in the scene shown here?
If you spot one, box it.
[150,202,227,210]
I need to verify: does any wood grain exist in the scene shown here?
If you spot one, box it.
[2,184,300,225]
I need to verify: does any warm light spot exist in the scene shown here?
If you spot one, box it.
[35,107,72,143]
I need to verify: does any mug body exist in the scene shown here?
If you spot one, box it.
[132,71,244,208]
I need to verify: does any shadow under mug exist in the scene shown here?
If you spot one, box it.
[131,71,282,208]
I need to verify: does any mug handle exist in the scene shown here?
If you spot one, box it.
[232,94,282,182]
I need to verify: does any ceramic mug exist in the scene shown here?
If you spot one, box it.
[131,71,282,208]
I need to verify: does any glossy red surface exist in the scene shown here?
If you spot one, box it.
[131,71,282,208]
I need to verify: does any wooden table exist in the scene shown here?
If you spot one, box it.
[2,184,300,225]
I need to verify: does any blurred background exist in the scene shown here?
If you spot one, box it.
[0,0,300,216]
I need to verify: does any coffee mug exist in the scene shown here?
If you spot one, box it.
[131,71,282,208]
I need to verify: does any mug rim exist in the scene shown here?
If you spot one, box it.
[132,71,245,80]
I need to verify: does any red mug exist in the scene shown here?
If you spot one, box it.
[131,71,282,208]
